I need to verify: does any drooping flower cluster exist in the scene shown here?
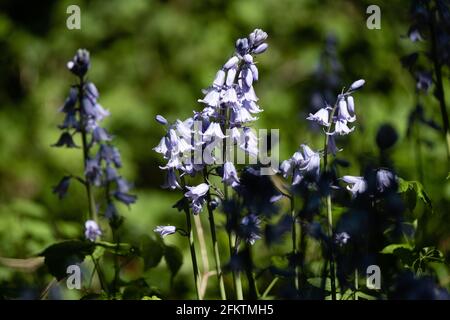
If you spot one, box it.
[280,144,321,185]
[52,49,137,241]
[341,168,398,198]
[154,29,269,217]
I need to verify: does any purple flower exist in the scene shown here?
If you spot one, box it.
[213,70,226,87]
[198,88,221,107]
[155,114,168,125]
[249,29,268,47]
[349,79,365,91]
[162,168,181,190]
[52,176,71,199]
[307,107,330,126]
[85,220,101,242]
[341,175,367,197]
[223,161,240,187]
[223,56,239,69]
[298,144,320,179]
[335,232,350,247]
[185,183,209,214]
[52,132,79,148]
[154,225,177,238]
[203,122,227,140]
[239,214,261,245]
[67,49,90,77]
[239,127,259,157]
[253,43,269,55]
[376,169,397,192]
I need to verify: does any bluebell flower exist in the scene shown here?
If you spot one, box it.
[203,122,227,140]
[52,132,79,148]
[223,161,240,187]
[67,49,90,77]
[154,225,177,238]
[52,176,71,199]
[306,107,330,126]
[341,175,367,197]
[334,232,350,247]
[223,56,239,69]
[239,127,259,157]
[213,70,226,87]
[85,158,102,186]
[248,29,268,48]
[298,144,321,179]
[59,88,78,113]
[58,110,79,130]
[162,168,181,190]
[376,169,397,192]
[155,114,168,125]
[348,79,365,91]
[239,214,261,245]
[184,183,209,214]
[85,220,101,242]
[114,191,137,206]
[105,202,118,219]
[252,43,268,55]
[235,38,250,56]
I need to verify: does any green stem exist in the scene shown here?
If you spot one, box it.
[202,169,227,300]
[262,277,279,299]
[184,207,201,300]
[354,268,358,300]
[290,196,299,291]
[229,232,243,300]
[180,175,201,300]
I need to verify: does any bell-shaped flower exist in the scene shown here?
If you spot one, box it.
[298,144,320,179]
[162,168,181,190]
[376,169,397,192]
[154,226,177,238]
[239,127,259,157]
[198,88,220,107]
[203,122,227,140]
[349,79,365,91]
[341,175,367,197]
[337,98,356,123]
[185,183,209,214]
[223,56,239,69]
[222,161,240,187]
[306,107,330,126]
[239,214,261,245]
[213,70,226,87]
[85,220,101,242]
[222,87,238,105]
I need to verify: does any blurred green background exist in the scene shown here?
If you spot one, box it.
[0,0,449,299]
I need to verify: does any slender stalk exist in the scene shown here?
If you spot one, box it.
[354,268,358,300]
[184,207,201,300]
[244,244,258,300]
[202,168,227,300]
[179,175,201,300]
[262,277,279,299]
[290,195,299,291]
[428,5,450,163]
[323,101,338,300]
[78,76,97,223]
[229,231,243,300]
[193,214,210,299]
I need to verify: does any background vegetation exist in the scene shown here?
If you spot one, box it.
[0,0,448,299]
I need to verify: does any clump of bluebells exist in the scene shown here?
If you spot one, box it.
[53,49,136,238]
[47,49,137,298]
[154,29,269,300]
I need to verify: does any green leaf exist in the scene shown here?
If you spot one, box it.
[358,291,377,300]
[164,245,183,279]
[140,235,164,269]
[380,243,414,254]
[96,241,137,256]
[398,178,432,211]
[142,295,161,300]
[40,240,95,280]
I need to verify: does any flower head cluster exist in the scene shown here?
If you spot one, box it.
[53,49,137,240]
[341,168,398,197]
[154,29,269,214]
[280,144,321,185]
